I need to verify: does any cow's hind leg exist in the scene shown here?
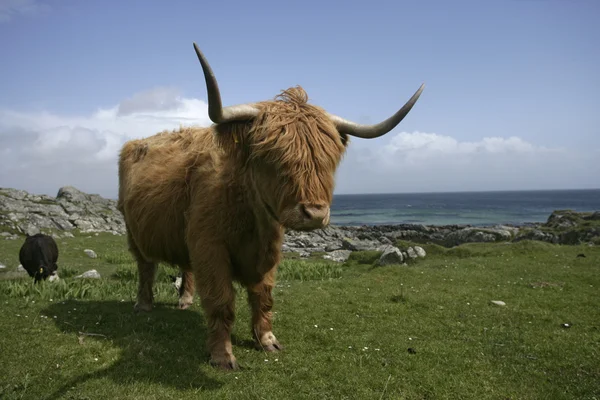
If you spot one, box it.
[191,245,238,370]
[247,268,282,352]
[135,260,157,312]
[178,268,195,310]
[126,231,157,313]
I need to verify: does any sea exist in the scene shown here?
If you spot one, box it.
[329,189,600,227]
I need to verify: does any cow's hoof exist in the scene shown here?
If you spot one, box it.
[133,302,152,313]
[209,354,239,371]
[178,296,193,310]
[256,332,283,352]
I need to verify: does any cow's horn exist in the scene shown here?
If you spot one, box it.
[327,83,425,139]
[193,43,260,123]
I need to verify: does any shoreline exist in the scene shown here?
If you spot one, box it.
[1,187,598,257]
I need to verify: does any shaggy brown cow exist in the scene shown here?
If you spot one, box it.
[117,42,424,370]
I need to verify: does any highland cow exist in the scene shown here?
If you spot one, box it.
[117,42,425,370]
[18,233,59,283]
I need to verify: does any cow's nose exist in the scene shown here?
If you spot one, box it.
[300,203,330,224]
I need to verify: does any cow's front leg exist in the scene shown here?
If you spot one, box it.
[247,269,282,352]
[192,246,238,370]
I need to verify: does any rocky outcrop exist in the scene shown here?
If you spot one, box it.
[0,186,125,239]
[513,210,600,245]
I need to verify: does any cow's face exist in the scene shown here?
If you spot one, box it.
[220,88,349,231]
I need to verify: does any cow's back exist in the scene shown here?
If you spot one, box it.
[117,127,218,265]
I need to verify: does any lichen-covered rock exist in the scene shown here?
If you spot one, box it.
[514,229,559,244]
[0,186,126,236]
[378,246,404,266]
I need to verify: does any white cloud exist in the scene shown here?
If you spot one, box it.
[0,87,211,197]
[0,0,48,23]
[1,89,597,199]
[334,131,598,194]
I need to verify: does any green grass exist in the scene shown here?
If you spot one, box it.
[0,234,599,399]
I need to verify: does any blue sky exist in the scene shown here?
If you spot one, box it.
[0,0,598,198]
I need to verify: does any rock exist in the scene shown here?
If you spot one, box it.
[322,249,351,263]
[0,186,126,237]
[545,210,580,229]
[341,237,380,251]
[406,247,418,259]
[445,228,499,246]
[514,229,558,244]
[0,263,6,269]
[57,186,90,203]
[84,249,97,259]
[414,246,426,258]
[17,264,26,273]
[378,246,404,266]
[491,300,506,307]
[23,224,41,236]
[75,269,101,279]
[47,273,60,282]
[378,236,393,245]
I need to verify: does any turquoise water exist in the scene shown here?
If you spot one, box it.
[330,189,600,226]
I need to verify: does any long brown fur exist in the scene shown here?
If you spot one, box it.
[117,86,349,369]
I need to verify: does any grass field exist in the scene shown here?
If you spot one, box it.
[0,233,599,399]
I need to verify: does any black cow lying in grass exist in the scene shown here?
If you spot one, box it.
[18,233,59,283]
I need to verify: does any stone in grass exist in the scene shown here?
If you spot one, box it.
[84,249,97,259]
[414,246,426,258]
[490,300,506,307]
[75,269,101,279]
[322,250,352,263]
[378,246,404,266]
[406,247,418,259]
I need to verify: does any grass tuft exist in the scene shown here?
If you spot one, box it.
[277,259,342,281]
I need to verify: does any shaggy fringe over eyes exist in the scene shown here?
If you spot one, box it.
[243,86,347,201]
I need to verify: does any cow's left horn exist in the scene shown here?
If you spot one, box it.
[193,42,260,124]
[327,83,425,139]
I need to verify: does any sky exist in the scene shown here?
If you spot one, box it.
[0,0,598,198]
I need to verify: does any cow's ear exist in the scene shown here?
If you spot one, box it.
[214,122,251,159]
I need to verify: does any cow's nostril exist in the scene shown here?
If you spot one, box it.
[301,204,313,219]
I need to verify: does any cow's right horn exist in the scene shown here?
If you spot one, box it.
[193,43,260,124]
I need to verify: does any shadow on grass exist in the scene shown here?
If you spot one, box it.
[41,300,224,399]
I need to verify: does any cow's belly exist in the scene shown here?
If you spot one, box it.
[122,186,191,266]
[129,214,190,266]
